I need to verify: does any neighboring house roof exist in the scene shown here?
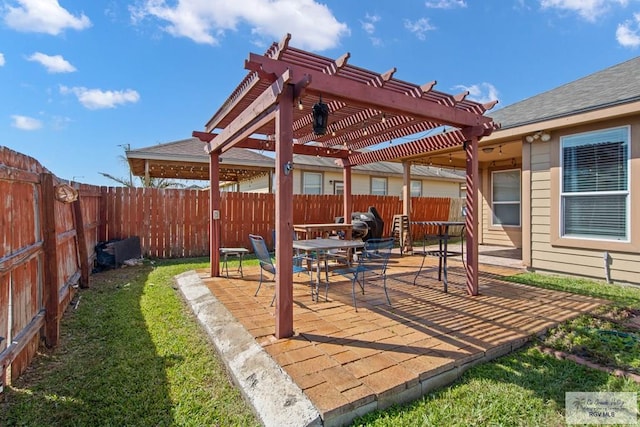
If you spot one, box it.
[127,138,274,181]
[491,56,640,129]
[293,153,465,182]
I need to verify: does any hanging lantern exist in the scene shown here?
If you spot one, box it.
[312,96,329,135]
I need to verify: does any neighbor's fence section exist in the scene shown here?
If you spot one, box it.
[99,191,457,256]
[100,187,210,258]
[217,193,454,249]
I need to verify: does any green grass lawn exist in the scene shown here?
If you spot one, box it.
[2,259,640,426]
[0,258,260,427]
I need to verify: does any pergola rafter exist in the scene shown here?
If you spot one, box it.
[194,33,497,338]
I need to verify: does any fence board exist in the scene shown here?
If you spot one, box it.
[0,272,8,353]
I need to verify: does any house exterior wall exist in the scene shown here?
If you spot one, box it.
[239,174,271,193]
[293,169,462,197]
[528,115,640,285]
[408,179,462,197]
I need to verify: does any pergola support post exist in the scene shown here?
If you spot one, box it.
[342,165,352,239]
[274,84,295,339]
[402,161,411,216]
[464,136,479,295]
[210,152,221,277]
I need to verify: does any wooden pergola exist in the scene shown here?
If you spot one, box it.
[194,34,497,338]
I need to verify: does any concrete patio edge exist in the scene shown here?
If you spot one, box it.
[174,270,322,427]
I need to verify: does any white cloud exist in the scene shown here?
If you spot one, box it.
[540,0,628,22]
[129,0,349,51]
[59,86,140,110]
[11,114,42,130]
[454,82,500,105]
[617,13,640,47]
[361,13,380,34]
[0,53,5,66]
[3,0,91,35]
[425,0,467,9]
[50,115,72,130]
[27,52,76,73]
[404,18,436,41]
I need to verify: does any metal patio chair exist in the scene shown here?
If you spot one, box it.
[333,237,394,311]
[248,234,313,306]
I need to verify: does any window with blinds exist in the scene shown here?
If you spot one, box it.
[561,126,629,241]
[492,169,521,226]
[410,180,422,197]
[371,177,387,195]
[302,172,322,194]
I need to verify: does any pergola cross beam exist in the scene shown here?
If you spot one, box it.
[246,53,492,129]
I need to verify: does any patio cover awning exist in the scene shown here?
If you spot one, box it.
[126,138,274,182]
[194,34,498,338]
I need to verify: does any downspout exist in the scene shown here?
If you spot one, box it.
[603,251,612,284]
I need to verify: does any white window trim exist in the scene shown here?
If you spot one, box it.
[302,171,323,195]
[491,168,521,227]
[333,180,344,195]
[559,125,630,242]
[371,177,388,196]
[410,180,422,197]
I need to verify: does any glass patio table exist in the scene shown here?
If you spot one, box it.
[292,238,365,301]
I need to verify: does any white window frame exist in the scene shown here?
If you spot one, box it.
[371,177,387,196]
[302,171,322,195]
[491,169,521,227]
[333,180,344,195]
[410,180,422,197]
[560,126,630,242]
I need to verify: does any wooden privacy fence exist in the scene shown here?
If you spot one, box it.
[0,147,100,391]
[218,193,459,249]
[101,191,462,255]
[1,145,462,389]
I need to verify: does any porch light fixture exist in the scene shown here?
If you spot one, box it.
[283,161,293,175]
[525,131,551,143]
[312,96,329,135]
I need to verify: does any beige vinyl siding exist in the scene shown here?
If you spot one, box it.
[528,116,640,285]
[295,170,463,197]
[351,174,373,194]
[417,179,461,197]
[531,241,640,283]
[239,174,270,193]
[528,139,552,269]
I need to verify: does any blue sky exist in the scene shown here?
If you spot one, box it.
[2,0,640,186]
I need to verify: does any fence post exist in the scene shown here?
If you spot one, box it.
[0,359,5,396]
[41,173,60,347]
[72,196,90,288]
[99,186,108,242]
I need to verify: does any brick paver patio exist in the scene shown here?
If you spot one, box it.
[197,252,606,426]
